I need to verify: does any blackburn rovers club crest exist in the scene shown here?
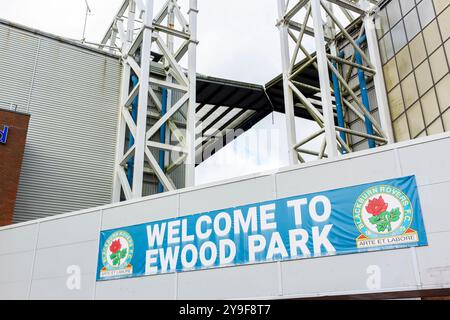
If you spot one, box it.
[100,230,134,278]
[353,185,419,249]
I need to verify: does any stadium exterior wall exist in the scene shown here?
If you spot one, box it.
[0,20,122,223]
[0,132,449,299]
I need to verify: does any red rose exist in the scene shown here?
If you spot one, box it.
[365,196,388,216]
[109,239,121,253]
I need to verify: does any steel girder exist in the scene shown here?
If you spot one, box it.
[101,0,198,202]
[276,0,393,164]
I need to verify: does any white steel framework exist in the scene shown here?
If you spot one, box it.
[97,0,394,202]
[100,0,198,202]
[277,0,394,164]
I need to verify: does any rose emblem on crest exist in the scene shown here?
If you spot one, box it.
[109,239,128,266]
[353,185,413,239]
[101,230,134,272]
[365,196,401,233]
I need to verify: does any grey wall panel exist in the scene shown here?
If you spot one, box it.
[416,231,450,288]
[177,262,280,299]
[29,274,96,300]
[0,224,38,255]
[276,150,399,198]
[0,23,122,223]
[179,175,276,215]
[397,138,450,186]
[102,194,179,230]
[0,133,450,299]
[37,211,101,249]
[0,281,30,300]
[95,274,176,300]
[416,183,450,234]
[32,241,98,280]
[0,251,34,284]
[281,248,418,297]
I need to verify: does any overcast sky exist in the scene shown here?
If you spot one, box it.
[0,0,320,185]
[0,0,285,83]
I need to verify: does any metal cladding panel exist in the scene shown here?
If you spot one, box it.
[101,194,179,230]
[275,149,400,198]
[177,262,280,299]
[396,138,450,186]
[0,251,35,284]
[1,28,122,223]
[29,274,96,300]
[171,88,188,123]
[0,223,38,255]
[416,231,450,288]
[0,25,39,112]
[1,133,450,299]
[95,274,176,300]
[281,248,418,297]
[179,174,277,215]
[416,182,450,234]
[0,281,30,300]
[36,211,101,249]
[169,162,186,190]
[32,241,99,280]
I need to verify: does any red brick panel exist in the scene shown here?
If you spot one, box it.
[0,109,30,226]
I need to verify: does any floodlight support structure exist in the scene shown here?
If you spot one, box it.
[100,0,197,202]
[277,0,393,165]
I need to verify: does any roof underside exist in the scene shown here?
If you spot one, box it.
[194,64,322,163]
[264,59,321,119]
[194,75,275,163]
[196,75,273,133]
[195,53,327,140]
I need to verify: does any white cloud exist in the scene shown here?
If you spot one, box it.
[0,0,123,43]
[0,0,285,83]
[195,112,322,186]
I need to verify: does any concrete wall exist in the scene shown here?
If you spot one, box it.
[1,132,450,300]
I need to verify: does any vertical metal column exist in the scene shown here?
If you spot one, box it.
[108,0,197,202]
[132,0,154,198]
[311,0,338,157]
[327,3,346,150]
[128,75,139,184]
[277,0,299,166]
[332,59,347,145]
[363,4,394,143]
[158,88,168,193]
[355,35,376,148]
[185,0,198,186]
[161,1,175,193]
[112,0,136,203]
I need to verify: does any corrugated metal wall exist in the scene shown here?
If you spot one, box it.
[0,25,39,112]
[0,23,121,223]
